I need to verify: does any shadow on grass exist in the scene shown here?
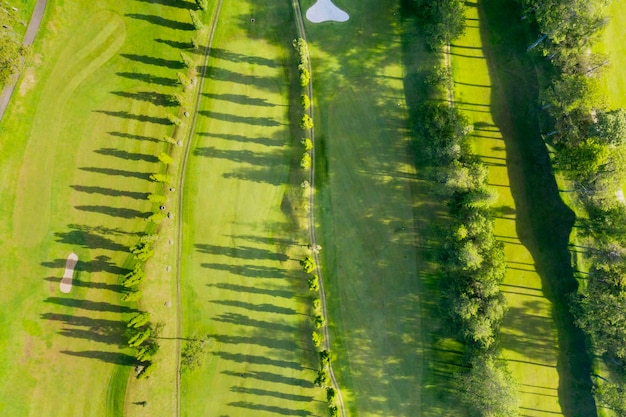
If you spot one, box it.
[195,243,288,261]
[207,282,293,299]
[227,401,311,416]
[94,147,160,163]
[79,166,153,181]
[193,146,284,165]
[71,184,149,200]
[209,299,296,316]
[231,386,312,402]
[202,92,278,107]
[197,132,283,147]
[211,47,278,68]
[42,254,128,276]
[198,110,282,127]
[75,205,150,220]
[116,72,178,87]
[133,0,194,10]
[55,229,129,252]
[94,109,172,125]
[223,370,313,388]
[125,13,194,31]
[45,297,137,313]
[478,0,597,415]
[216,351,302,370]
[61,350,135,365]
[44,276,124,292]
[200,262,285,278]
[110,91,177,107]
[108,130,162,143]
[213,312,296,333]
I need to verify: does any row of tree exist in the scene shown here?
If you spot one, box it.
[409,3,519,415]
[520,0,626,413]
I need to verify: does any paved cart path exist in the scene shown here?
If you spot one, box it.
[0,0,48,122]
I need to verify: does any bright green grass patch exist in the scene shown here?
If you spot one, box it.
[453,1,597,416]
[0,0,198,415]
[179,0,325,416]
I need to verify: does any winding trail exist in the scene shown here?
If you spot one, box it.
[174,1,223,416]
[291,1,347,416]
[0,0,48,122]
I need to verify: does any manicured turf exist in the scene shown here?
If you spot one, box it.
[0,1,197,415]
[303,0,443,415]
[452,1,596,416]
[178,1,325,416]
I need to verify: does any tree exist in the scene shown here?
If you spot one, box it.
[455,355,519,417]
[307,274,319,291]
[0,33,26,85]
[312,331,322,347]
[314,314,325,328]
[594,108,626,146]
[150,173,173,183]
[301,138,313,151]
[300,256,316,273]
[300,153,312,170]
[128,328,152,347]
[189,10,204,30]
[314,369,329,386]
[301,94,311,110]
[127,312,150,329]
[195,0,209,11]
[319,350,330,367]
[181,335,211,371]
[412,0,466,48]
[137,362,156,379]
[300,114,313,130]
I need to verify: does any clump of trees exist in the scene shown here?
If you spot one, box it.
[408,0,466,48]
[0,8,28,86]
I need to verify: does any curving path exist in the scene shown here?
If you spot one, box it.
[0,0,48,122]
[291,1,348,416]
[174,1,223,416]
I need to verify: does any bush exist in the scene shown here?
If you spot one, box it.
[314,314,325,328]
[300,255,316,273]
[312,331,322,347]
[301,137,313,151]
[301,94,311,109]
[300,153,312,170]
[314,369,329,387]
[307,274,319,291]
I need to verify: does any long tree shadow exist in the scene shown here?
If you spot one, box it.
[61,350,135,365]
[227,401,311,416]
[198,110,282,127]
[207,282,293,299]
[230,386,312,402]
[42,254,128,276]
[45,297,138,313]
[197,132,283,148]
[108,130,161,143]
[116,72,177,87]
[479,0,596,415]
[79,166,153,181]
[213,333,298,352]
[154,38,195,52]
[209,299,296,316]
[193,147,284,166]
[201,262,285,279]
[94,148,160,163]
[213,312,296,333]
[44,276,124,292]
[75,205,150,220]
[202,92,278,107]
[133,0,193,10]
[54,229,129,252]
[215,351,303,370]
[195,243,288,261]
[71,184,149,200]
[125,13,194,31]
[211,47,278,68]
[95,109,172,125]
[200,65,280,91]
[42,313,126,345]
[222,370,313,388]
[110,91,177,107]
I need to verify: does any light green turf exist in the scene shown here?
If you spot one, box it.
[453,1,597,416]
[0,1,197,415]
[179,0,325,416]
[303,0,443,415]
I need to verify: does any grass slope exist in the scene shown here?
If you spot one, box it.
[452,1,596,416]
[179,0,324,416]
[304,0,434,415]
[0,1,197,415]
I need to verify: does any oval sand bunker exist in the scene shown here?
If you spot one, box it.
[60,252,78,293]
[306,0,349,23]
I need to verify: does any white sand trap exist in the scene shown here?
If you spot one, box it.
[60,253,78,293]
[306,0,349,23]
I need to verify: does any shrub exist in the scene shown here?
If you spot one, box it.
[301,137,313,151]
[301,94,311,109]
[150,173,173,183]
[308,274,319,291]
[314,369,329,387]
[314,314,325,328]
[300,153,312,170]
[312,331,322,347]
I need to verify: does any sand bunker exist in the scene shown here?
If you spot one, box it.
[306,0,349,23]
[60,253,78,293]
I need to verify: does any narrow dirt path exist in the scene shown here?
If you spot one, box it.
[174,1,223,416]
[0,0,48,121]
[291,2,348,416]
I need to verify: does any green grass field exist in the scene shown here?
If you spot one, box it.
[178,0,326,416]
[303,0,453,415]
[452,1,596,416]
[0,0,197,415]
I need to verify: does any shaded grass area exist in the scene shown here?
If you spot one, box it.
[0,0,199,416]
[452,0,597,416]
[179,0,325,416]
[303,0,458,415]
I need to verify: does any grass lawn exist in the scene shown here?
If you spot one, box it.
[0,0,198,415]
[452,1,596,416]
[178,0,325,416]
[302,0,455,415]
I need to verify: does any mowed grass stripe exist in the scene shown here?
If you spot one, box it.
[180,0,323,416]
[0,1,200,416]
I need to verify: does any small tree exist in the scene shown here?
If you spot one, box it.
[127,312,150,329]
[300,153,312,170]
[300,255,316,273]
[181,335,212,371]
[189,10,204,30]
[299,67,310,87]
[150,173,173,183]
[314,369,329,387]
[319,350,330,367]
[137,362,156,379]
[314,314,325,328]
[166,113,182,126]
[326,386,336,402]
[301,94,311,110]
[312,331,322,347]
[180,52,195,68]
[307,274,319,291]
[301,138,313,151]
[122,290,142,302]
[300,114,314,130]
[128,328,152,347]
